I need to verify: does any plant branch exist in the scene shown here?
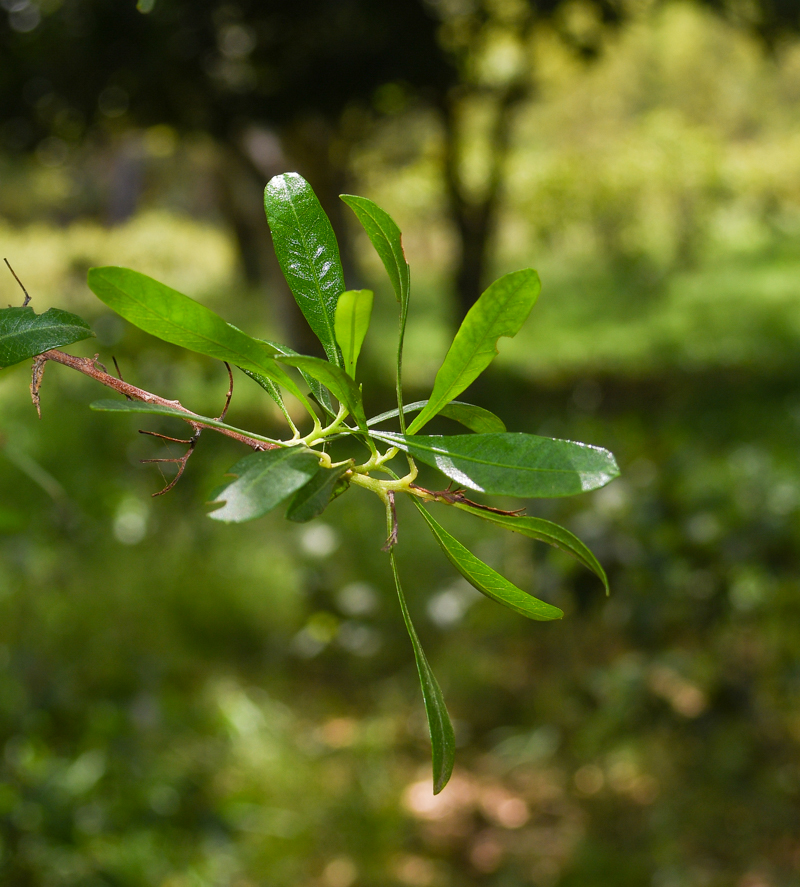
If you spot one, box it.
[408,482,525,515]
[30,349,278,452]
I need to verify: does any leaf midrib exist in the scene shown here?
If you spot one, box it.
[279,180,337,356]
[377,432,600,477]
[0,315,88,346]
[424,275,527,417]
[360,203,407,301]
[98,273,273,370]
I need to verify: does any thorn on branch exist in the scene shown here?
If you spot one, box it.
[138,430,193,445]
[141,424,202,497]
[140,363,234,497]
[219,362,233,421]
[4,258,31,307]
[111,356,135,402]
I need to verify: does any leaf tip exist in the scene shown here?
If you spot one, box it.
[433,772,452,795]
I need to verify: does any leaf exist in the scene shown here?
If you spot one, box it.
[262,338,335,417]
[208,447,320,523]
[340,194,412,432]
[90,399,281,447]
[438,402,506,434]
[239,367,290,415]
[373,431,619,498]
[368,400,506,434]
[413,500,563,621]
[277,354,368,431]
[285,464,350,523]
[340,194,409,308]
[334,289,373,378]
[407,269,541,434]
[0,306,94,368]
[452,503,608,594]
[264,173,345,366]
[87,266,311,407]
[390,551,455,794]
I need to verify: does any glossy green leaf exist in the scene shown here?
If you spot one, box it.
[262,338,335,417]
[87,266,311,407]
[239,367,292,422]
[368,400,506,434]
[0,306,94,368]
[340,194,409,308]
[286,464,350,523]
[407,269,541,434]
[373,431,619,498]
[453,502,608,594]
[334,289,373,378]
[208,447,320,523]
[264,173,345,366]
[340,193,412,432]
[390,551,455,794]
[90,399,281,447]
[413,500,563,621]
[277,354,367,431]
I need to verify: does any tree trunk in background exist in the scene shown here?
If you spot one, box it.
[440,84,528,321]
[214,143,272,287]
[279,116,359,291]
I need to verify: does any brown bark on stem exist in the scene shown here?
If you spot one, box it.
[31,349,277,452]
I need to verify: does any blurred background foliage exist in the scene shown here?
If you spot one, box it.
[2,1,800,885]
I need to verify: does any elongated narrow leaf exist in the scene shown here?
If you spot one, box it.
[90,399,281,447]
[208,447,320,523]
[340,194,412,432]
[239,367,291,417]
[87,267,311,407]
[340,194,409,308]
[286,464,350,523]
[265,173,345,365]
[390,551,455,794]
[413,501,563,621]
[262,337,335,417]
[0,306,94,368]
[452,503,608,593]
[334,289,373,378]
[368,400,506,434]
[407,269,541,434]
[374,431,619,498]
[277,354,367,431]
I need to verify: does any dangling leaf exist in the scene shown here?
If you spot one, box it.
[452,502,609,594]
[264,173,345,366]
[390,551,455,794]
[373,431,619,498]
[407,269,541,434]
[413,501,563,621]
[368,400,506,434]
[334,289,373,378]
[87,267,312,409]
[0,306,94,368]
[208,447,320,523]
[286,464,350,523]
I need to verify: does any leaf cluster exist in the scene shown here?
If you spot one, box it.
[0,173,618,793]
